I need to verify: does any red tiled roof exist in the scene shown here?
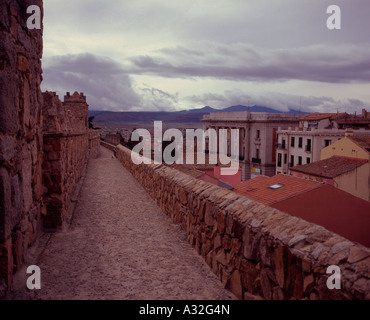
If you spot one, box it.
[272,185,370,247]
[290,156,368,178]
[234,174,322,205]
[300,113,347,121]
[348,135,370,153]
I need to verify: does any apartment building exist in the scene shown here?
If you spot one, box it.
[276,112,370,174]
[202,111,300,181]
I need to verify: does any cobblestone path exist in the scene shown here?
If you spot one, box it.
[16,146,236,300]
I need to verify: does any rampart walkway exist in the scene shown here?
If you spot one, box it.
[12,146,236,300]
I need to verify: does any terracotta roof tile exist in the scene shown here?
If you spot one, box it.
[348,135,370,153]
[272,185,370,247]
[300,113,347,121]
[290,156,368,178]
[234,174,322,205]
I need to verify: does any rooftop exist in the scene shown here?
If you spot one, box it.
[290,156,368,179]
[300,113,347,121]
[272,184,370,247]
[348,135,370,153]
[234,174,322,205]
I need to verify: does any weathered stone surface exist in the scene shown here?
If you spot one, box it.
[116,144,370,300]
[0,168,11,243]
[303,274,315,295]
[0,135,16,162]
[227,270,243,300]
[348,246,370,264]
[0,237,13,290]
[273,244,285,288]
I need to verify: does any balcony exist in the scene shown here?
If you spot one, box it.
[252,157,261,164]
[276,143,287,150]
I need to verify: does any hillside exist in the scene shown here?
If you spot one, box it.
[89,105,306,124]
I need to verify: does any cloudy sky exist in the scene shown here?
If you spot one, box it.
[41,0,370,113]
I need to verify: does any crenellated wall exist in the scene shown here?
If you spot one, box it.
[41,91,100,229]
[116,144,370,300]
[0,0,100,295]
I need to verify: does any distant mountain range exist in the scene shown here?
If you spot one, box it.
[89,105,307,124]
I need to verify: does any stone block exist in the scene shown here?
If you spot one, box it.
[227,270,243,300]
[222,235,232,251]
[17,55,30,72]
[0,135,16,162]
[12,230,23,272]
[348,246,370,264]
[0,73,19,134]
[0,237,13,290]
[204,202,214,226]
[260,269,272,300]
[273,244,285,289]
[240,259,259,293]
[216,210,226,234]
[0,167,11,243]
[11,174,22,228]
[303,274,315,296]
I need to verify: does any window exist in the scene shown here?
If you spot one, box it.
[324,139,332,147]
[256,148,260,159]
[256,130,260,138]
[291,137,295,147]
[298,137,303,148]
[282,139,286,149]
[269,183,284,190]
[284,154,287,164]
[306,157,311,164]
[277,153,282,167]
[306,139,312,152]
[298,156,302,165]
[290,155,294,167]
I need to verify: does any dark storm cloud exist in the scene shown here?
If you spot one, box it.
[128,43,370,84]
[42,53,142,110]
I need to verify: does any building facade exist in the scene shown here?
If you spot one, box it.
[276,112,370,175]
[320,133,370,201]
[202,112,300,181]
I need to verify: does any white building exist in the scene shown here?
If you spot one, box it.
[276,112,370,174]
[202,111,300,181]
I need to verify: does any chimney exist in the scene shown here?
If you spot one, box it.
[345,128,354,137]
[362,108,367,118]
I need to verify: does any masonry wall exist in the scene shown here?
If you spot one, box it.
[42,91,100,229]
[116,144,370,300]
[0,0,44,294]
[0,0,100,295]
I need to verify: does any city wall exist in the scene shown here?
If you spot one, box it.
[0,0,99,295]
[116,144,370,300]
[42,91,100,229]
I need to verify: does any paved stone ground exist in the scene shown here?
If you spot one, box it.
[9,146,236,300]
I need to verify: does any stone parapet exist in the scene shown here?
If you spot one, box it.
[116,144,370,300]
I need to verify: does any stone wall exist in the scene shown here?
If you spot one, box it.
[100,140,116,152]
[0,0,100,295]
[102,133,122,146]
[116,144,370,300]
[0,0,44,294]
[42,91,100,229]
